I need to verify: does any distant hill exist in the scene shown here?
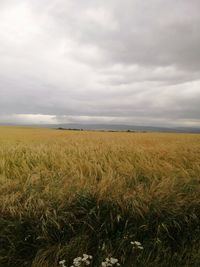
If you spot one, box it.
[1,123,200,133]
[43,123,200,133]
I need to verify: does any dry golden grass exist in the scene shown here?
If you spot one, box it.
[1,126,200,267]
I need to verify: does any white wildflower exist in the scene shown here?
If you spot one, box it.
[59,259,67,267]
[134,241,141,246]
[83,254,88,259]
[71,254,92,267]
[131,241,144,250]
[101,257,120,267]
[110,258,118,264]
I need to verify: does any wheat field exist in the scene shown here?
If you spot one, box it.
[1,126,200,267]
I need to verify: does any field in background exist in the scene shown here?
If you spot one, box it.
[0,126,200,267]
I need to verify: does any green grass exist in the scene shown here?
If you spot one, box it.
[0,126,200,267]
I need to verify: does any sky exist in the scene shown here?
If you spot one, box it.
[0,0,200,127]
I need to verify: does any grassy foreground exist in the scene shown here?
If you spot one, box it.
[0,126,200,267]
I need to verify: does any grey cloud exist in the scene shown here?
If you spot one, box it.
[0,0,200,127]
[45,0,200,70]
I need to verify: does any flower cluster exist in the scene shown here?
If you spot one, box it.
[59,259,67,267]
[71,254,93,267]
[130,241,143,250]
[59,242,143,267]
[101,257,120,267]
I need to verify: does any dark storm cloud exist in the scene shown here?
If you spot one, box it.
[0,0,200,126]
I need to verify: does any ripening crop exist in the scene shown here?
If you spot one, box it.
[0,126,200,267]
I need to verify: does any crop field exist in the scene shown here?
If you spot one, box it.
[0,126,200,267]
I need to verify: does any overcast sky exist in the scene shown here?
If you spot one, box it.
[0,0,200,127]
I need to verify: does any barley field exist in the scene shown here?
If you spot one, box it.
[0,126,200,267]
